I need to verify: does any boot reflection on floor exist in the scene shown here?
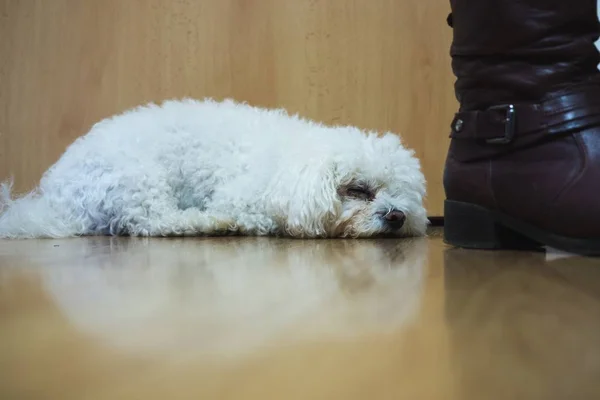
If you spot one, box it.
[444,247,600,399]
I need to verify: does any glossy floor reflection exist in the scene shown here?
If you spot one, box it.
[1,234,600,399]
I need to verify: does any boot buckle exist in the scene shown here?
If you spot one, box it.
[486,104,516,144]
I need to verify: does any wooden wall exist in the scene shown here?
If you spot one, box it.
[0,0,456,216]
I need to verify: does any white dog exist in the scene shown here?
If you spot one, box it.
[0,98,428,239]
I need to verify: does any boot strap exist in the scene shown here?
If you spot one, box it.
[449,83,600,145]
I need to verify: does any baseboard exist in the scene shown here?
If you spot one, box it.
[427,216,444,227]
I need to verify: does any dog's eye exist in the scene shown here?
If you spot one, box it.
[346,187,375,201]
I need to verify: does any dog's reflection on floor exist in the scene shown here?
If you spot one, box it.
[26,237,428,360]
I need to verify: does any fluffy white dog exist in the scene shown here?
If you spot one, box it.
[0,98,428,239]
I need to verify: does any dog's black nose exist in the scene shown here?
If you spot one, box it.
[384,210,406,229]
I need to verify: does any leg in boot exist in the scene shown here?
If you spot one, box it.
[443,0,600,255]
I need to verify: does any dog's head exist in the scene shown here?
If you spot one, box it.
[266,126,428,238]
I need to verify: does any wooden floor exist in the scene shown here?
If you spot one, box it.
[1,232,600,399]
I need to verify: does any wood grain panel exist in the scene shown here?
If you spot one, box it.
[0,0,456,215]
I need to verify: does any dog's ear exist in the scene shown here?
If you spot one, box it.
[264,157,341,237]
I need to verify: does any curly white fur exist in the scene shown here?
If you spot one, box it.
[0,98,428,239]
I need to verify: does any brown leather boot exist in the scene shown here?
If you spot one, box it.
[443,0,600,255]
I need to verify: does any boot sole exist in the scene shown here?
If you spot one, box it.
[443,200,600,256]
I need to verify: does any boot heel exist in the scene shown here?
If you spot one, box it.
[443,200,539,250]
